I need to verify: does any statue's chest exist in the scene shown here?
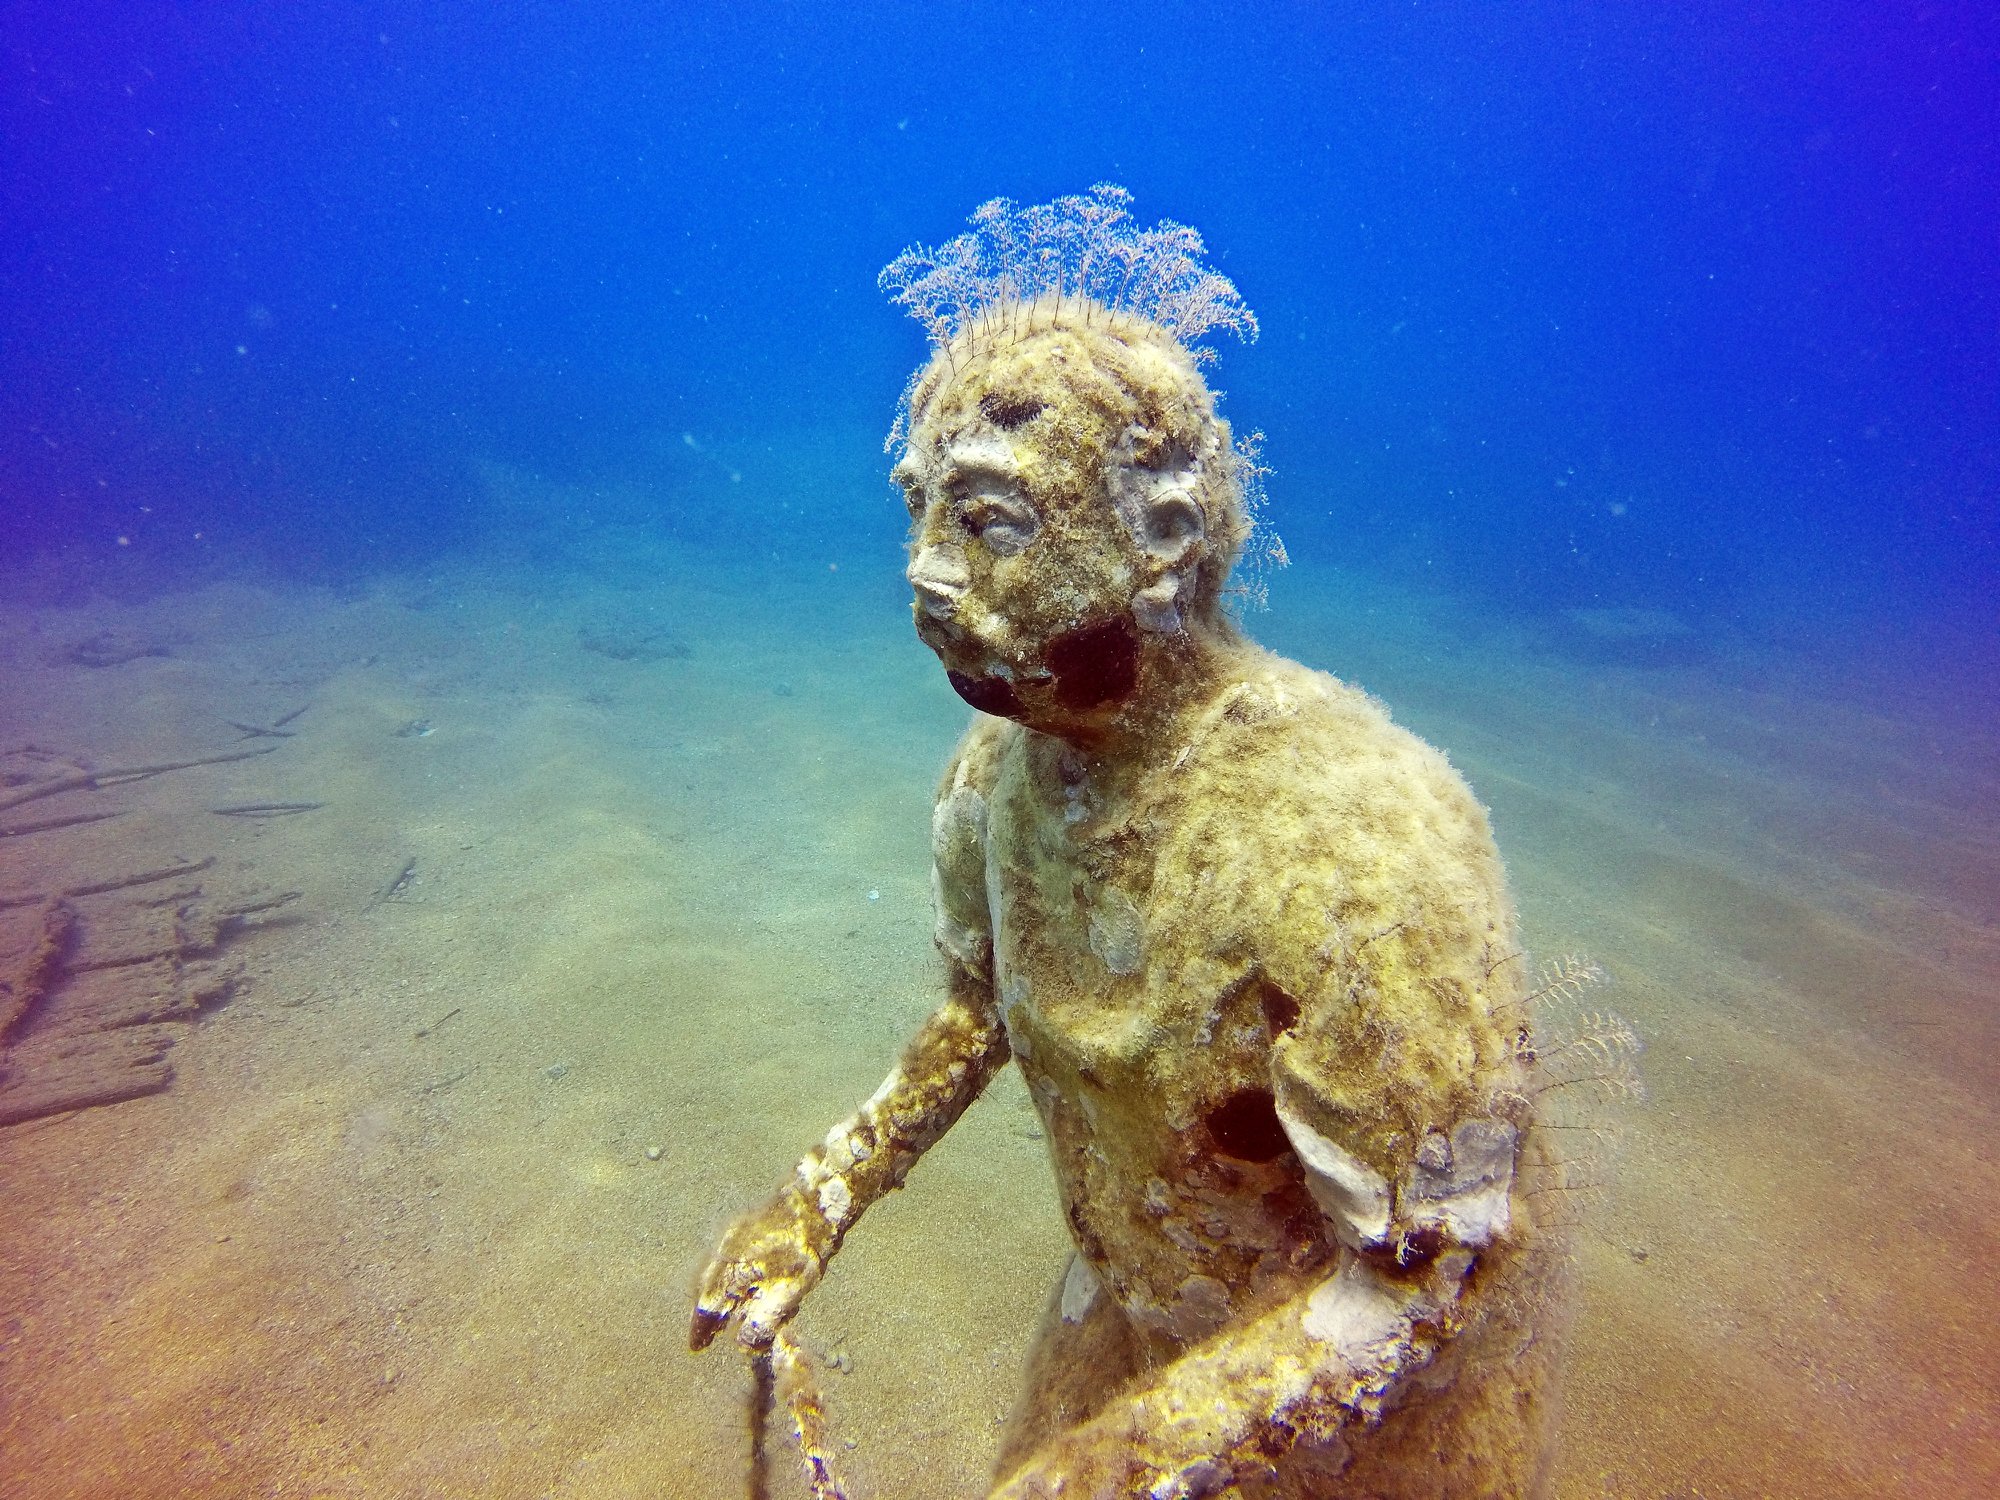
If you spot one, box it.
[981,755,1177,1084]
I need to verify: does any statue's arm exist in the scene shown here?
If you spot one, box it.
[989,1252,1462,1500]
[691,722,1010,1353]
[689,964,1007,1351]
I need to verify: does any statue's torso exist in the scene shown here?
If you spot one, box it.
[985,724,1333,1356]
[925,651,1560,1496]
[932,651,1530,1363]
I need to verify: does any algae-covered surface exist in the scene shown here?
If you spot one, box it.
[1,527,1992,1499]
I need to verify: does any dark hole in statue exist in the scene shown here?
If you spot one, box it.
[1047,617,1140,711]
[1203,1087,1292,1163]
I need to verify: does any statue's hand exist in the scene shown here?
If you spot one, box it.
[688,1186,826,1353]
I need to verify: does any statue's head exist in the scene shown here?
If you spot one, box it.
[879,188,1271,735]
[894,311,1249,728]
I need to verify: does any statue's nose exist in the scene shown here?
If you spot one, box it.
[907,545,970,620]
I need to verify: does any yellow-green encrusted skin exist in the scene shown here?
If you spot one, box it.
[970,653,1524,1242]
[913,313,1553,1495]
[696,301,1564,1497]
[947,646,1553,1495]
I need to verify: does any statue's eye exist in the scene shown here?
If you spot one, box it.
[941,453,1037,555]
[963,498,1036,556]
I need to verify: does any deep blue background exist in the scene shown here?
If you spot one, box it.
[4,0,1996,626]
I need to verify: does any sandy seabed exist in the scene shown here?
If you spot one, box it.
[1,524,1994,1499]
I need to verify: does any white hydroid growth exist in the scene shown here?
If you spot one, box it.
[878,184,1258,360]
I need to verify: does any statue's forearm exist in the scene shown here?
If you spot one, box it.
[797,966,1010,1233]
[691,967,1008,1351]
[990,1255,1450,1499]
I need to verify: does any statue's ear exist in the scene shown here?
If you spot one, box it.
[1141,490,1206,567]
[1106,425,1210,626]
[1129,490,1208,634]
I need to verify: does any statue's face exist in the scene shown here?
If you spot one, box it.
[893,322,1227,731]
[897,416,1146,727]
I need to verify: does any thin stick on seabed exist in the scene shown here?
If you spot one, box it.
[0,809,127,838]
[365,857,419,911]
[0,744,282,812]
[0,857,217,911]
[227,704,312,740]
[748,1349,776,1500]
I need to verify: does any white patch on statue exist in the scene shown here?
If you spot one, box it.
[1088,887,1144,976]
[1402,1118,1518,1247]
[1060,1253,1101,1324]
[1302,1256,1417,1369]
[1275,1094,1393,1249]
[817,1174,853,1229]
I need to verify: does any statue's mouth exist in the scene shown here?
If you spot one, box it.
[914,604,1004,672]
[911,609,957,655]
[918,609,1141,726]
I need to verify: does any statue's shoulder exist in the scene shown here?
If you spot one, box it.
[1170,648,1503,907]
[1195,649,1413,770]
[930,715,1017,975]
[1281,658,1489,824]
[935,712,1018,806]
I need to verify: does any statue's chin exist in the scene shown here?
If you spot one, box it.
[925,615,1143,727]
[944,667,1027,719]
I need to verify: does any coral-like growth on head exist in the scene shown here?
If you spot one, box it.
[879,184,1260,358]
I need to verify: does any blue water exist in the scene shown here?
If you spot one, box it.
[6,1,1995,630]
[3,7,1998,1497]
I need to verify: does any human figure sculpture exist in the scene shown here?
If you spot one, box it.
[691,189,1569,1499]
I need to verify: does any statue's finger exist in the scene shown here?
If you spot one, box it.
[688,1263,752,1352]
[688,1303,731,1352]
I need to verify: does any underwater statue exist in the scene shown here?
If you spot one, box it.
[692,187,1586,1498]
